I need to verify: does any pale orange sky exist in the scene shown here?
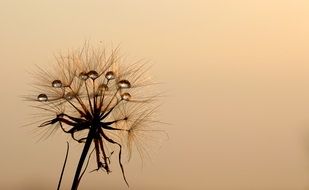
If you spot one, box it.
[1,0,309,189]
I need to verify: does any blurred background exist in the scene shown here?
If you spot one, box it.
[1,0,309,189]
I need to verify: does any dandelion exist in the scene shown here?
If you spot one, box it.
[26,43,165,190]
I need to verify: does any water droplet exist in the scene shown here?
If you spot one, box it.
[118,80,131,88]
[52,80,62,88]
[64,92,75,100]
[88,70,99,79]
[79,72,88,80]
[98,83,108,91]
[105,71,115,80]
[37,94,48,102]
[121,92,131,101]
[97,84,108,96]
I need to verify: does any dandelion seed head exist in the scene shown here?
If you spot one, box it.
[27,43,165,188]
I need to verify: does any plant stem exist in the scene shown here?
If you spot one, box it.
[57,142,69,190]
[71,126,96,190]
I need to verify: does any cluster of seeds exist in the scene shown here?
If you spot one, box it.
[29,46,162,189]
[37,70,132,103]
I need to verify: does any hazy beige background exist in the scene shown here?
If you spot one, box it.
[1,0,309,189]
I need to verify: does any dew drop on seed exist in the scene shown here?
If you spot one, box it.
[79,72,89,80]
[88,70,99,79]
[98,83,108,91]
[37,94,48,102]
[52,80,62,88]
[64,92,74,100]
[121,92,131,101]
[97,84,108,96]
[118,80,131,88]
[105,71,115,80]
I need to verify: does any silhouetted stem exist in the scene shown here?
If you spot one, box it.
[71,125,96,190]
[57,142,69,190]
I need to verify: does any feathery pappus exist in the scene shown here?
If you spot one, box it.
[25,43,166,190]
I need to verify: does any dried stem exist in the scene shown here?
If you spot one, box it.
[71,125,97,190]
[57,142,69,190]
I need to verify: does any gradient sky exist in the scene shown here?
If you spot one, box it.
[1,0,309,189]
